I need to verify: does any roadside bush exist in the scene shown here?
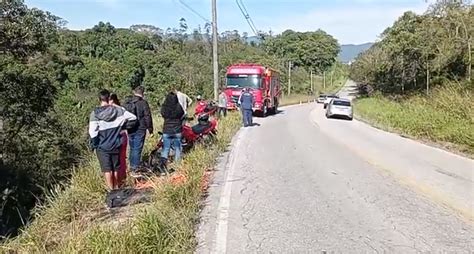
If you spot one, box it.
[2,113,241,253]
[355,84,473,154]
[357,83,374,97]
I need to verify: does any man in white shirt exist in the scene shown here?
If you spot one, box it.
[174,88,192,114]
[174,88,192,125]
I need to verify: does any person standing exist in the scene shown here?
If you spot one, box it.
[109,93,128,187]
[125,86,153,176]
[218,89,228,118]
[239,87,254,127]
[89,89,136,190]
[160,92,185,174]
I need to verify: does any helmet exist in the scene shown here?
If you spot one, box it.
[196,95,202,101]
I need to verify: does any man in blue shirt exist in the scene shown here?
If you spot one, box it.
[238,87,254,127]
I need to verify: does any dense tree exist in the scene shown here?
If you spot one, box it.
[263,29,340,74]
[0,0,79,237]
[1,0,344,237]
[350,0,473,94]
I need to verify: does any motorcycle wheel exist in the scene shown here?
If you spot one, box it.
[148,148,162,171]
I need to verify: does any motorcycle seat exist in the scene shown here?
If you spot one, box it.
[192,121,211,135]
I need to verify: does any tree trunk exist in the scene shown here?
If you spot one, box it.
[426,61,430,95]
[460,15,471,82]
[323,71,326,90]
[0,116,3,166]
[330,70,334,87]
[467,40,472,82]
[288,61,292,96]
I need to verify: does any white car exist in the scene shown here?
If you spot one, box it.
[323,94,339,109]
[326,98,353,120]
[317,94,327,103]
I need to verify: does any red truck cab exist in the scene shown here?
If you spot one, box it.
[224,63,281,116]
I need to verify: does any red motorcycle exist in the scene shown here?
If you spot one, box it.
[147,114,218,174]
[195,100,218,117]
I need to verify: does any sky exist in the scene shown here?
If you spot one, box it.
[25,0,432,44]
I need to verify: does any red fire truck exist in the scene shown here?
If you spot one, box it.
[224,63,281,117]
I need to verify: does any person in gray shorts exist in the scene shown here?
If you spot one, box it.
[89,89,136,190]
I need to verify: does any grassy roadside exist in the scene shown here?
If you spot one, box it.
[2,94,317,253]
[2,113,241,253]
[280,94,315,106]
[354,85,473,156]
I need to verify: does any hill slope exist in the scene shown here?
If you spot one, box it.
[338,43,374,63]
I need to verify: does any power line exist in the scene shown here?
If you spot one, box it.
[176,0,210,23]
[235,0,260,37]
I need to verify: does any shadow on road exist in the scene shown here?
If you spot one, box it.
[327,115,353,121]
[252,109,285,118]
[268,109,285,117]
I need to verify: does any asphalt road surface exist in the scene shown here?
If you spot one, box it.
[197,84,474,253]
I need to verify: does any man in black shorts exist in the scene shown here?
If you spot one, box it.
[89,89,136,190]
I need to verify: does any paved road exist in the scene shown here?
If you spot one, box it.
[336,79,358,99]
[197,85,474,253]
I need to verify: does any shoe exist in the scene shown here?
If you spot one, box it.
[157,157,168,175]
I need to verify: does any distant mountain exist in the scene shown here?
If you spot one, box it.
[242,37,373,63]
[338,43,374,63]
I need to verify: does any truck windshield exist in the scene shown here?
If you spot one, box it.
[226,74,262,88]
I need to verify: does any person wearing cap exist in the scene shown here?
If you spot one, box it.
[238,87,254,127]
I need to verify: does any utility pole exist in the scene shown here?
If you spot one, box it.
[310,69,313,94]
[330,70,334,88]
[287,61,292,96]
[212,0,218,101]
[426,61,430,95]
[323,71,326,90]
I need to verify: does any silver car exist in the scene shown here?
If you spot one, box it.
[323,94,339,109]
[317,94,327,103]
[326,98,353,120]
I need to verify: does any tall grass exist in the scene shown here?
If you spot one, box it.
[2,113,242,253]
[355,85,473,155]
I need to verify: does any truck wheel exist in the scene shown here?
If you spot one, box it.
[272,99,278,115]
[263,103,268,117]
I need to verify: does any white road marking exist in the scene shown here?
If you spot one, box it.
[213,128,246,253]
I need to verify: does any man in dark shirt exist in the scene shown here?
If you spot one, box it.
[127,86,153,175]
[239,87,254,127]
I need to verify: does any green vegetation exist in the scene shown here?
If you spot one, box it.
[355,85,473,154]
[263,29,343,95]
[350,0,473,153]
[0,0,342,243]
[350,1,473,94]
[2,114,241,252]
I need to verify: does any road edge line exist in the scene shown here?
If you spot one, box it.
[213,128,246,253]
